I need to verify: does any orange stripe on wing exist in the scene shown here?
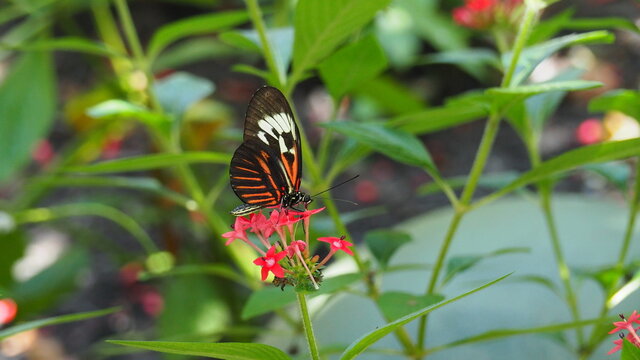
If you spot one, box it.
[242,192,274,198]
[235,185,267,189]
[247,198,278,205]
[232,176,262,181]
[236,166,259,174]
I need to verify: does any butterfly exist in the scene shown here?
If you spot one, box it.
[229,86,311,216]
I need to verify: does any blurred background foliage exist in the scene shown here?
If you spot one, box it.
[0,0,638,359]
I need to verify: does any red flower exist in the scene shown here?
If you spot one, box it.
[318,236,354,256]
[32,139,54,167]
[0,298,18,325]
[222,217,250,246]
[608,312,640,354]
[452,0,521,29]
[253,246,287,281]
[576,119,603,145]
[610,311,640,334]
[286,240,307,257]
[466,0,495,11]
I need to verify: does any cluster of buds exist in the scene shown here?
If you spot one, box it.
[452,0,523,30]
[222,207,353,291]
[608,311,640,354]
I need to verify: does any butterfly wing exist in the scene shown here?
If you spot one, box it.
[230,86,302,210]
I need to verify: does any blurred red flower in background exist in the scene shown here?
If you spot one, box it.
[453,0,523,29]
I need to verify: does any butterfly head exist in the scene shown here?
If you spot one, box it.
[282,191,312,210]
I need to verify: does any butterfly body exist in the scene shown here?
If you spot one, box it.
[230,86,311,216]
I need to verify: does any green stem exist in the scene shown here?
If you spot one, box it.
[244,0,285,87]
[297,292,320,360]
[417,2,542,354]
[538,182,584,344]
[113,0,145,63]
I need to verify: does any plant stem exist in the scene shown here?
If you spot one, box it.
[297,292,320,360]
[538,181,584,344]
[417,2,542,354]
[244,0,285,87]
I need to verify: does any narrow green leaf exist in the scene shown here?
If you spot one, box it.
[0,307,118,340]
[152,38,240,71]
[87,99,167,124]
[427,318,607,354]
[377,292,444,321]
[321,122,435,170]
[318,35,388,100]
[232,64,276,83]
[107,341,291,360]
[442,247,528,286]
[154,72,214,120]
[418,172,520,196]
[64,152,231,174]
[239,27,294,81]
[508,275,561,297]
[364,230,411,269]
[420,48,500,82]
[355,76,425,115]
[589,90,640,120]
[40,175,191,206]
[477,138,640,207]
[147,11,249,61]
[503,31,614,86]
[390,96,489,134]
[339,274,510,360]
[0,51,55,183]
[566,17,640,33]
[219,31,261,52]
[488,80,602,97]
[11,37,123,57]
[620,338,640,360]
[292,0,391,82]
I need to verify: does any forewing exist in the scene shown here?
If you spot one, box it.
[242,86,302,191]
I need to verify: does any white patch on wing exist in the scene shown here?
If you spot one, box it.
[274,113,291,133]
[258,119,278,141]
[278,136,288,154]
[257,131,269,144]
[264,115,284,134]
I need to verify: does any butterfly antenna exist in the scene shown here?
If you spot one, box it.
[312,175,360,198]
[315,196,359,206]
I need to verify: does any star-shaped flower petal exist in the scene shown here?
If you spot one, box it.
[253,246,287,281]
[610,311,640,334]
[318,236,354,256]
[222,222,249,246]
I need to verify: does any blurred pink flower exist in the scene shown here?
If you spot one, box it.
[452,0,522,29]
[576,118,604,145]
[32,139,54,167]
[0,298,18,325]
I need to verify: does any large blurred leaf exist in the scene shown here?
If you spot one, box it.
[0,51,55,183]
[65,152,230,173]
[589,90,640,121]
[291,0,391,84]
[420,48,500,83]
[0,230,25,289]
[339,274,510,360]
[487,80,602,98]
[107,341,291,360]
[14,37,123,57]
[377,292,443,322]
[502,31,614,86]
[622,339,640,360]
[239,27,294,82]
[0,307,118,340]
[321,122,435,170]
[153,38,239,71]
[147,11,249,61]
[318,35,388,100]
[355,76,425,115]
[87,99,168,124]
[364,230,411,269]
[154,72,215,120]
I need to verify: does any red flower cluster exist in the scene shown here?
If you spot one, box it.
[608,311,640,354]
[223,207,353,289]
[452,0,523,29]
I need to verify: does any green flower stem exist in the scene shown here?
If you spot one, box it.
[297,292,320,360]
[417,2,542,354]
[538,181,584,344]
[244,0,285,88]
[584,158,640,355]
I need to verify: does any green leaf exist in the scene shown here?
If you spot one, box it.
[442,247,528,286]
[38,175,192,207]
[0,230,25,289]
[621,339,640,360]
[364,229,411,269]
[355,76,425,115]
[64,152,231,174]
[503,31,614,86]
[566,17,640,34]
[318,35,388,100]
[589,90,640,120]
[291,0,391,83]
[583,162,630,191]
[339,274,510,360]
[508,275,561,297]
[0,307,118,340]
[420,48,500,83]
[427,318,607,354]
[219,31,261,52]
[376,292,443,322]
[607,268,640,309]
[154,72,215,120]
[107,341,291,360]
[11,37,123,57]
[321,122,435,170]
[397,0,468,52]
[477,138,640,207]
[87,99,167,124]
[147,11,249,61]
[153,38,240,71]
[239,27,294,82]
[487,80,602,98]
[0,51,55,183]
[232,64,276,83]
[418,172,520,196]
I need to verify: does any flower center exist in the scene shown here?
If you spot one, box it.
[333,241,343,248]
[265,258,275,267]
